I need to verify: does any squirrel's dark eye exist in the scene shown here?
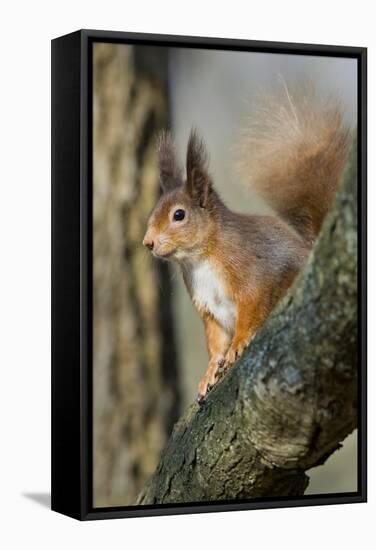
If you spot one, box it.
[173,209,185,221]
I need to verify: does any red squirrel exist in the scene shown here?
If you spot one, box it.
[143,86,349,403]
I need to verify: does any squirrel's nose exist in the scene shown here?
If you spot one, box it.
[143,236,154,250]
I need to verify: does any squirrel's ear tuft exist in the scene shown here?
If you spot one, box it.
[185,129,212,208]
[157,131,183,193]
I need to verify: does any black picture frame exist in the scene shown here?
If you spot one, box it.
[51,29,367,521]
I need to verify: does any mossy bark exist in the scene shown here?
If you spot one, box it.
[137,142,358,505]
[93,43,180,507]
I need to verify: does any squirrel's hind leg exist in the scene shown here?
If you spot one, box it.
[197,315,231,404]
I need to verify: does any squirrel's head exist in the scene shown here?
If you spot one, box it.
[143,130,219,261]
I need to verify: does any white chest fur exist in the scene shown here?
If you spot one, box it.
[189,260,236,334]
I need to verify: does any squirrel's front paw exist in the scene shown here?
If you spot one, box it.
[197,356,224,404]
[224,347,239,366]
[197,377,210,404]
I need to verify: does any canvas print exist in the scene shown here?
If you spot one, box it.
[92,42,358,508]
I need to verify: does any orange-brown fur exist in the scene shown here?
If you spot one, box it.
[143,87,349,402]
[198,314,231,399]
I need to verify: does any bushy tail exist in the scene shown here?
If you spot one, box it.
[240,81,350,245]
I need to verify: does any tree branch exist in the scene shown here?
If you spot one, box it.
[137,141,358,505]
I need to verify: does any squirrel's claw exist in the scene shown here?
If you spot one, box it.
[197,383,215,405]
[217,357,225,370]
[224,336,253,367]
[197,393,206,406]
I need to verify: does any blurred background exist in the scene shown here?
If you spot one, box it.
[93,42,357,507]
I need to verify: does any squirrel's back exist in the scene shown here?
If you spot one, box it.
[240,81,350,245]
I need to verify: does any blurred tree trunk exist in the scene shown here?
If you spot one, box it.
[93,43,180,507]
